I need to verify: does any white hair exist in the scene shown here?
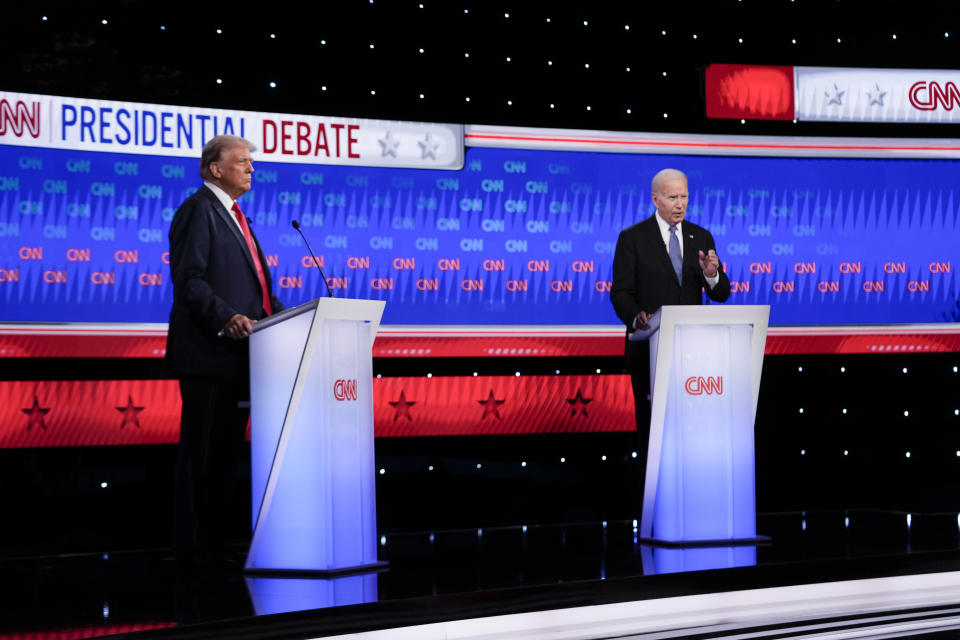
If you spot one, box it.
[651,168,688,195]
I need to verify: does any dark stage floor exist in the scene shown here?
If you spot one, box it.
[4,509,960,639]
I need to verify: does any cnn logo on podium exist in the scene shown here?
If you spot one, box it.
[333,379,358,401]
[684,376,724,396]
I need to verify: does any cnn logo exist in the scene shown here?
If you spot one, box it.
[333,378,358,401]
[684,376,723,395]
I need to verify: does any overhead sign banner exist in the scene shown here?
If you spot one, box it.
[706,64,960,124]
[0,91,463,169]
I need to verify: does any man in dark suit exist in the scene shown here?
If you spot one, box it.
[166,134,284,568]
[610,168,730,497]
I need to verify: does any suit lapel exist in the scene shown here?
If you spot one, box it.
[202,187,259,279]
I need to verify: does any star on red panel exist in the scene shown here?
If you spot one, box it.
[388,390,416,421]
[21,395,50,431]
[116,394,145,428]
[566,388,593,418]
[478,389,505,420]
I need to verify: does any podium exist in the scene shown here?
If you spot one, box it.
[634,305,769,546]
[244,297,386,574]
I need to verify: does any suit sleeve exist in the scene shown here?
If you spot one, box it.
[610,229,641,327]
[168,198,239,335]
[700,230,731,303]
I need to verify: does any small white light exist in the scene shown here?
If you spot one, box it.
[269,82,277,88]
[102,19,109,25]
[42,16,48,21]
[321,85,327,91]
[546,17,551,23]
[907,513,912,527]
[216,79,222,85]
[506,56,511,62]
[103,604,109,619]
[426,372,432,378]
[321,40,326,45]
[555,369,560,374]
[601,455,607,461]
[625,24,630,30]
[837,37,842,43]
[504,12,509,17]
[429,533,435,542]
[662,71,667,77]
[801,449,806,455]
[160,25,165,30]
[548,60,553,66]
[586,106,591,111]
[843,450,849,456]
[955,409,959,415]
[102,553,109,560]
[380,536,387,545]
[954,366,959,373]
[370,90,376,95]
[661,29,667,35]
[892,34,897,39]
[798,366,803,372]
[419,48,424,53]
[799,408,804,414]
[802,519,807,531]
[631,451,638,458]
[428,465,434,471]
[100,482,108,488]
[663,113,668,118]
[841,366,846,372]
[946,32,951,38]
[464,9,468,13]
[270,33,276,39]
[845,516,850,527]
[522,525,528,532]
[507,100,512,105]
[904,410,910,417]
[584,63,590,69]
[842,408,848,414]
[903,367,908,373]
[478,528,483,536]
[379,468,385,475]
[596,368,601,374]
[465,97,471,102]
[906,451,911,458]
[741,119,746,124]
[376,374,381,379]
[369,43,375,49]
[215,28,221,34]
[476,463,482,469]
[583,20,588,26]
[626,67,631,72]
[792,38,797,44]
[626,108,632,114]
[693,34,698,39]
[956,451,960,457]
[560,457,566,463]
[472,371,478,376]
[738,37,743,43]
[550,103,555,109]
[515,371,520,377]
[521,461,527,467]
[464,52,470,58]
[602,521,607,528]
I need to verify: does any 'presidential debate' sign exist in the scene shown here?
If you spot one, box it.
[0,91,957,326]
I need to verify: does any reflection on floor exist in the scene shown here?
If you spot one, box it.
[1,510,960,639]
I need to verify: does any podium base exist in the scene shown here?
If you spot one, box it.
[639,535,771,548]
[244,560,389,578]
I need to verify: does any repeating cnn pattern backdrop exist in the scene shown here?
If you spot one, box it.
[0,145,958,325]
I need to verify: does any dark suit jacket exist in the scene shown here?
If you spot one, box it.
[610,214,730,360]
[166,185,283,379]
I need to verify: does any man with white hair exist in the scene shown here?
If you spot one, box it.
[166,135,284,569]
[610,168,730,501]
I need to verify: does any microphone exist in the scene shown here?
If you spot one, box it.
[291,220,334,297]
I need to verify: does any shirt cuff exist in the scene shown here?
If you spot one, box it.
[704,273,720,288]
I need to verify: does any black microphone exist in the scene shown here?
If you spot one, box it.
[291,220,334,297]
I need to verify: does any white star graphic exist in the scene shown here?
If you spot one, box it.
[418,133,440,160]
[825,83,845,106]
[378,130,400,157]
[866,83,887,106]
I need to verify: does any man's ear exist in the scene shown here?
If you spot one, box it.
[208,162,221,179]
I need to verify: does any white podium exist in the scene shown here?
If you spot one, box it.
[634,305,769,546]
[244,297,386,574]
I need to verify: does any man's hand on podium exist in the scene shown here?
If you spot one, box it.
[634,311,650,331]
[698,249,719,278]
[222,314,255,339]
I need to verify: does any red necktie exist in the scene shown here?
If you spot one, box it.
[231,202,272,316]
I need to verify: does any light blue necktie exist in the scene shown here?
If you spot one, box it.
[668,225,683,284]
